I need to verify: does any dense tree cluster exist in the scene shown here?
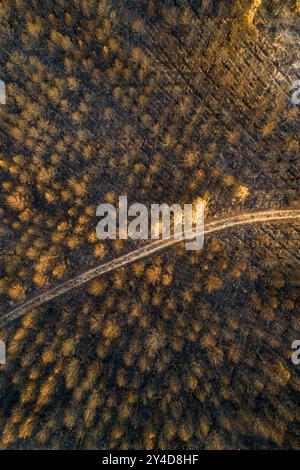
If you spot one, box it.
[0,0,299,450]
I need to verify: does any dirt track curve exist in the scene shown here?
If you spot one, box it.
[1,209,299,327]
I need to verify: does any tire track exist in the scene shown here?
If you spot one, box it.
[1,209,299,327]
